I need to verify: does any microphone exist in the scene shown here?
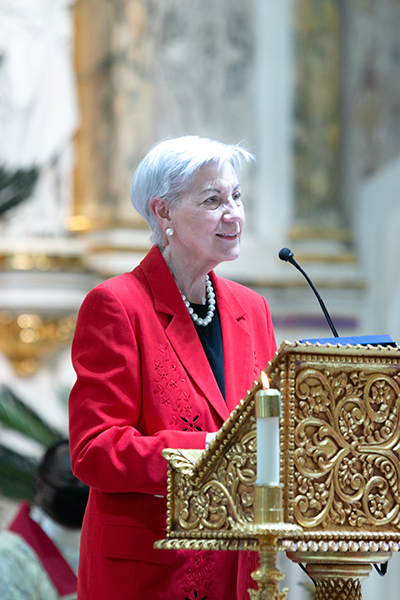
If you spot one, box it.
[278,247,339,338]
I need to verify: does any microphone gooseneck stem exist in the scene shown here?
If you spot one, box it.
[288,256,339,338]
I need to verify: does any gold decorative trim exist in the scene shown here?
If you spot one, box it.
[288,226,352,243]
[66,216,150,233]
[0,253,84,272]
[155,538,259,552]
[0,310,76,376]
[231,278,366,292]
[87,244,151,255]
[282,538,397,553]
[287,251,356,264]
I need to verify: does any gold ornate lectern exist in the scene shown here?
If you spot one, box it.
[155,341,400,599]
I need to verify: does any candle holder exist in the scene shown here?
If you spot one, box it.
[236,484,301,600]
[250,384,301,599]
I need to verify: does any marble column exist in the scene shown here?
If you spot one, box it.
[292,0,343,231]
[342,0,400,232]
[73,0,258,229]
[252,0,294,248]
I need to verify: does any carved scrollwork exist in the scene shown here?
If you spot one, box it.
[293,367,400,530]
[176,428,257,533]
[161,344,400,555]
[163,449,199,476]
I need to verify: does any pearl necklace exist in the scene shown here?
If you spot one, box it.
[181,275,216,326]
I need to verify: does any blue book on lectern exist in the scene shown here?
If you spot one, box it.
[300,334,396,347]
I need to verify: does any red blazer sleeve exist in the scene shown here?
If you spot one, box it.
[69,285,207,497]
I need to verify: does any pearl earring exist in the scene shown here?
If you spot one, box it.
[166,228,174,237]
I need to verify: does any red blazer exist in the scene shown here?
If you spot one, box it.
[69,246,276,600]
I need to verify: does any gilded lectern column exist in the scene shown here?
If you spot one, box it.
[241,376,302,600]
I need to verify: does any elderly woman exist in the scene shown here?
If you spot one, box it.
[69,136,277,600]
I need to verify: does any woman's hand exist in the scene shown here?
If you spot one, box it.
[205,432,217,448]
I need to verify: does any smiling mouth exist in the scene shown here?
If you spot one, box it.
[217,232,240,238]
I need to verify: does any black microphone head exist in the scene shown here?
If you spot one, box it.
[278,247,294,262]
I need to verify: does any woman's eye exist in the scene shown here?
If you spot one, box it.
[233,193,241,203]
[205,196,219,205]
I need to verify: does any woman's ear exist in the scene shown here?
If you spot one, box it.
[150,197,172,230]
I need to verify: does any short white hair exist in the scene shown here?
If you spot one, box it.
[130,135,255,246]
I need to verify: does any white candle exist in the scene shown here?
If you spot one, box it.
[255,387,281,485]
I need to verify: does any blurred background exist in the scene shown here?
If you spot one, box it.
[0,1,400,597]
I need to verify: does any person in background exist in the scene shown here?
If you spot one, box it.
[0,440,89,600]
[69,135,277,600]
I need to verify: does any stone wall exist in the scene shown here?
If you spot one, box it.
[342,0,400,228]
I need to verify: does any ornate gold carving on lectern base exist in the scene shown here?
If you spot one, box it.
[156,341,400,599]
[287,550,390,600]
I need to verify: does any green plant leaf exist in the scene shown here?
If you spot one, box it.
[0,443,38,502]
[0,385,64,447]
[0,166,39,217]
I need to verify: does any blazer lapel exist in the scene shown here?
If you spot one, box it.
[140,248,230,422]
[165,314,230,422]
[212,274,254,413]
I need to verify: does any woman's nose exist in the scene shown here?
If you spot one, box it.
[222,199,242,222]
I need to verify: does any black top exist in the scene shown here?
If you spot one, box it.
[190,302,226,401]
